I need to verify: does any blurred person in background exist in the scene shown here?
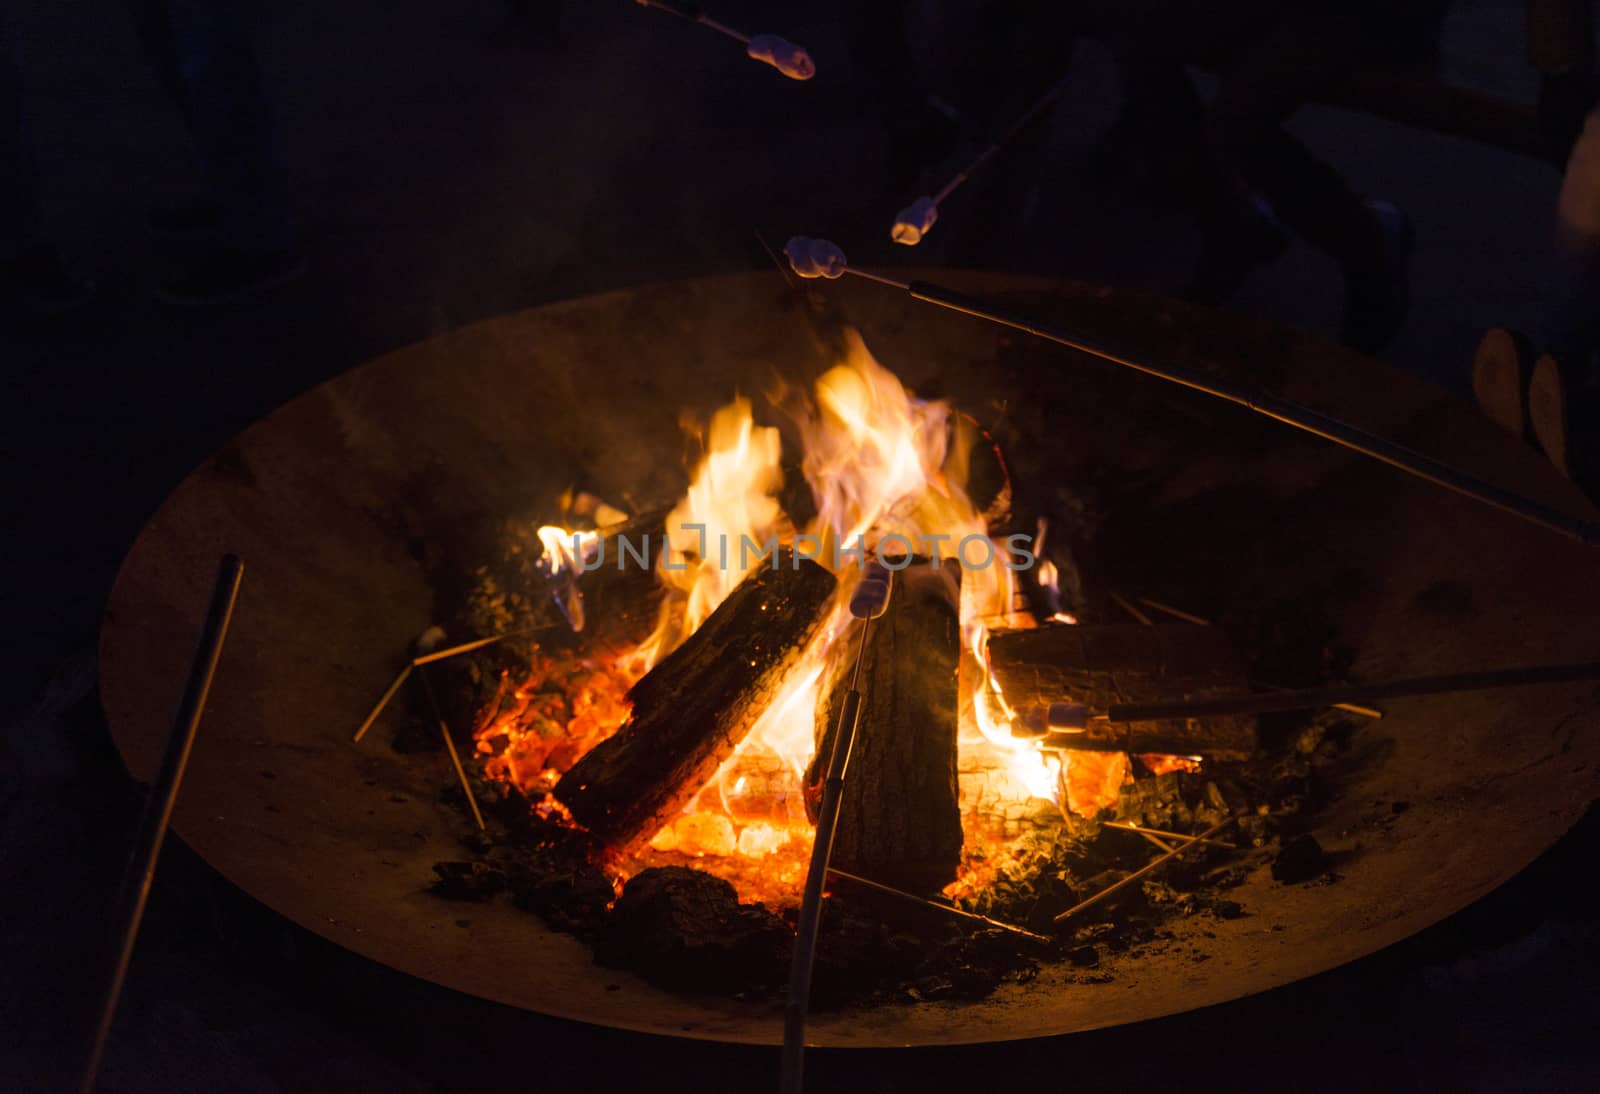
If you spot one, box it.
[2,0,300,308]
[1474,0,1598,483]
[1084,0,1451,354]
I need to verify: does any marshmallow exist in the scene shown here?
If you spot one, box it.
[746,34,815,80]
[890,196,939,246]
[784,236,846,279]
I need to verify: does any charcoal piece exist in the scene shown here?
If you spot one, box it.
[556,551,838,847]
[430,861,505,901]
[509,861,616,935]
[1272,834,1329,883]
[595,867,790,992]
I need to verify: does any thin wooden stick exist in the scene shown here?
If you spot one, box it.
[1138,597,1211,626]
[418,670,485,831]
[1103,820,1234,850]
[826,868,1050,945]
[412,633,509,666]
[1110,591,1152,625]
[1107,661,1600,722]
[81,555,244,1094]
[351,663,412,744]
[1055,817,1233,923]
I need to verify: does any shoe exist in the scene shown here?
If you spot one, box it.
[156,247,306,305]
[1472,328,1534,438]
[1340,199,1412,354]
[3,243,94,311]
[1528,353,1575,477]
[150,197,221,236]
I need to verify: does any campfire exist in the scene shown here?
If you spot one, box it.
[395,326,1345,1002]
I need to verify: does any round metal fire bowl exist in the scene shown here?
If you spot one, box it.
[100,271,1599,1046]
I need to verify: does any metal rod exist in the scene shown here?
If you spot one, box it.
[418,670,486,831]
[80,554,244,1094]
[825,868,1051,945]
[1107,661,1600,722]
[780,616,872,1094]
[636,0,748,44]
[1055,817,1233,924]
[879,276,1600,546]
[932,71,1074,205]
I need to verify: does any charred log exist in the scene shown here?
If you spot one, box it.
[987,623,1258,760]
[555,549,837,847]
[808,559,963,894]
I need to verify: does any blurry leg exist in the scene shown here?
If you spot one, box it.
[1541,110,1600,373]
[130,0,295,254]
[0,12,40,260]
[0,13,92,307]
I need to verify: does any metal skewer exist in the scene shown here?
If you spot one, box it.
[781,562,893,1094]
[782,239,1600,548]
[892,71,1075,246]
[1106,660,1600,722]
[80,555,244,1094]
[634,0,815,80]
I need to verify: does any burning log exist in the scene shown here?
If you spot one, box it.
[987,623,1258,760]
[808,560,964,893]
[555,548,837,847]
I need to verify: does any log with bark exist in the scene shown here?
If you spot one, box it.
[807,559,963,893]
[555,548,838,847]
[986,623,1258,760]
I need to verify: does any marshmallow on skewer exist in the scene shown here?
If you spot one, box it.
[890,196,939,246]
[784,236,847,279]
[747,34,815,80]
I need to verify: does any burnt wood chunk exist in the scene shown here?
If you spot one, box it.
[986,623,1258,760]
[809,559,963,894]
[555,549,837,847]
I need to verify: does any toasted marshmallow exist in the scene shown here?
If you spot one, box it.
[891,196,939,246]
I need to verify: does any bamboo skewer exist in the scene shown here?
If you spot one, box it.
[352,663,412,744]
[826,868,1050,945]
[418,670,485,831]
[1054,817,1234,924]
[784,247,1600,547]
[1106,661,1600,722]
[1137,596,1211,626]
[1109,591,1152,625]
[1103,820,1234,850]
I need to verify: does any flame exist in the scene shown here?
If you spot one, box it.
[627,397,785,673]
[475,331,1140,905]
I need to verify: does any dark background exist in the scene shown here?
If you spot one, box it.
[2,1,1595,1090]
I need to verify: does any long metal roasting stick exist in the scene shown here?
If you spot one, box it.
[1106,660,1600,722]
[780,563,893,1094]
[825,867,1051,945]
[781,238,1600,547]
[1121,590,1383,718]
[892,72,1075,245]
[80,554,244,1094]
[634,0,815,80]
[1054,816,1234,924]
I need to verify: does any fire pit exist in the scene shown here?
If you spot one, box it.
[100,271,1600,1046]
